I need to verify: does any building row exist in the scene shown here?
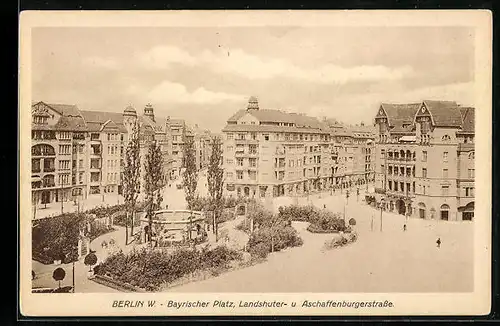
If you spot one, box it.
[373,100,475,221]
[31,101,211,208]
[221,97,376,199]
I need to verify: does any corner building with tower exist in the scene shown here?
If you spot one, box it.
[373,100,475,221]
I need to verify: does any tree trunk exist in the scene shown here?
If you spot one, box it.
[130,202,135,237]
[125,211,129,245]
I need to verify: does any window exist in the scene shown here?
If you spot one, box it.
[289,160,294,168]
[237,158,244,166]
[225,159,233,165]
[263,134,269,141]
[226,172,233,179]
[465,187,474,197]
[251,133,257,140]
[79,172,84,184]
[468,169,475,178]
[249,144,257,154]
[249,158,257,167]
[442,169,448,178]
[58,145,71,155]
[227,133,233,140]
[249,171,257,180]
[59,132,71,140]
[236,171,243,180]
[58,160,70,170]
[441,185,449,196]
[237,133,246,140]
[442,135,451,141]
[469,152,475,160]
[443,152,448,162]
[422,150,427,162]
[422,168,427,178]
[226,146,233,151]
[423,185,426,195]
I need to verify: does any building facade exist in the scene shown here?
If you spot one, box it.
[221,97,375,199]
[373,100,475,221]
[31,101,193,210]
[31,102,89,207]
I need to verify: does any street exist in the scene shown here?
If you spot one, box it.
[32,183,473,293]
[166,189,473,293]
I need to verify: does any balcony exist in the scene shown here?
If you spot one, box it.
[387,157,416,163]
[43,166,55,173]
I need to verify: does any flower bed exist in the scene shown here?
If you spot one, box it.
[307,224,352,234]
[94,245,243,292]
[323,232,358,250]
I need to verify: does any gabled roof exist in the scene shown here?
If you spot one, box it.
[80,110,127,133]
[459,107,475,133]
[380,103,420,127]
[53,115,88,132]
[45,103,82,117]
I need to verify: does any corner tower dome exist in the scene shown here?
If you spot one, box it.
[123,105,137,117]
[144,103,155,122]
[247,96,259,111]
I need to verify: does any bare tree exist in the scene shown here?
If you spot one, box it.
[143,140,164,243]
[182,136,198,210]
[123,121,141,245]
[207,136,224,241]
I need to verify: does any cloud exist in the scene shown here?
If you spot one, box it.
[131,80,246,105]
[82,56,119,70]
[136,45,414,84]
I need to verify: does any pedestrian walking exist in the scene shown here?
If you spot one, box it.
[403,224,407,232]
[436,237,441,248]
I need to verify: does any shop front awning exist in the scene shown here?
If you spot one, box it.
[458,201,474,212]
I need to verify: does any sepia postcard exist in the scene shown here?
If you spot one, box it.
[19,10,492,317]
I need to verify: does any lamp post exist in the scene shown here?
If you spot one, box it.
[344,190,350,223]
[380,197,385,232]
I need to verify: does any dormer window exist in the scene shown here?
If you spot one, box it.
[442,135,451,141]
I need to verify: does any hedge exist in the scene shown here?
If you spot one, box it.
[94,245,242,292]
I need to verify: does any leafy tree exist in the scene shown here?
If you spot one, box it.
[349,218,357,226]
[182,137,198,210]
[143,140,164,243]
[207,136,224,241]
[84,252,98,272]
[52,267,66,288]
[123,121,141,245]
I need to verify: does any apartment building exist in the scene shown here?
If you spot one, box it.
[327,123,375,189]
[31,101,181,209]
[31,102,89,207]
[222,96,340,199]
[373,100,475,221]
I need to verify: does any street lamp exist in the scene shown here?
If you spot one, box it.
[380,197,385,232]
[344,190,350,223]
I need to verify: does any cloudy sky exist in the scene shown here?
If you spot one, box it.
[32,26,474,131]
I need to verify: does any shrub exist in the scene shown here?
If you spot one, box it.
[94,245,242,291]
[324,231,358,250]
[349,218,357,226]
[248,242,270,259]
[235,218,251,234]
[113,212,141,227]
[247,226,303,258]
[32,213,86,264]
